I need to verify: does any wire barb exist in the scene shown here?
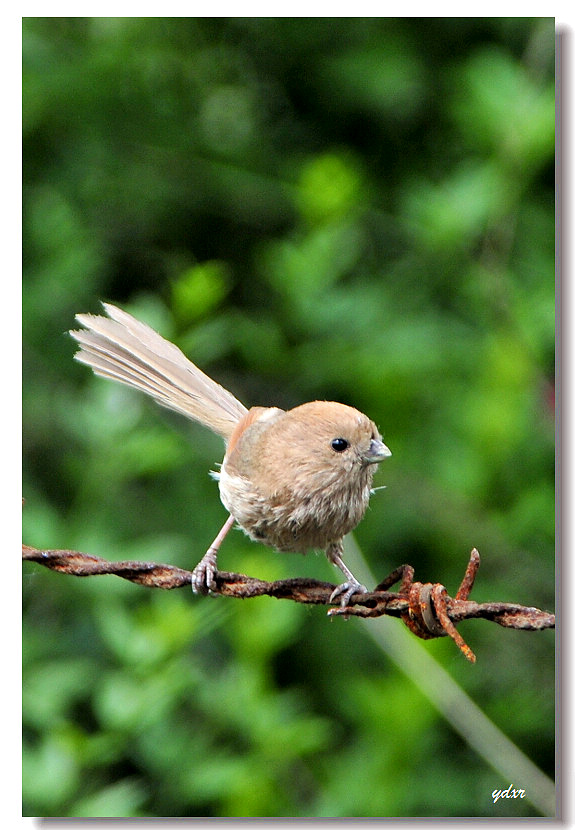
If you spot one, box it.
[22,544,554,663]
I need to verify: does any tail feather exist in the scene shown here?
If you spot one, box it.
[71,304,248,441]
[73,330,187,405]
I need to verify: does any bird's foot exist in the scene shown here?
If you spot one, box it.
[191,548,218,595]
[328,579,368,609]
[192,514,236,595]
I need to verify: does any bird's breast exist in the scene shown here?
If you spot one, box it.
[218,462,374,553]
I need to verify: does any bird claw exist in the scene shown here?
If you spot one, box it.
[191,549,218,595]
[329,580,368,608]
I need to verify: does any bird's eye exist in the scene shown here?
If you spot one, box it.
[331,438,349,453]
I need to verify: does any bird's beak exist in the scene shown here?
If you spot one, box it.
[364,439,392,464]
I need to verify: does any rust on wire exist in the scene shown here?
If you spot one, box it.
[22,544,554,663]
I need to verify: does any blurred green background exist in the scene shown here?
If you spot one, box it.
[22,17,555,818]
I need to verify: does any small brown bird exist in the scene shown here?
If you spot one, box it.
[71,304,391,606]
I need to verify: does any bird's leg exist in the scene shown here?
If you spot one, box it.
[326,540,368,607]
[191,513,236,594]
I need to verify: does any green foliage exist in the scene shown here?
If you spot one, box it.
[23,17,554,818]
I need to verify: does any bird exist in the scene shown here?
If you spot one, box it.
[71,303,391,606]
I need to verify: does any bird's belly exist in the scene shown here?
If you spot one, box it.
[218,467,370,553]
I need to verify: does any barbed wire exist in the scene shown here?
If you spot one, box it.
[22,544,554,663]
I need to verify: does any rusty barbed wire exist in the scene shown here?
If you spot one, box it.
[22,544,554,663]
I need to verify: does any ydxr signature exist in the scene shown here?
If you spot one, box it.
[492,785,526,804]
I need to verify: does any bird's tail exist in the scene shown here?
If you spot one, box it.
[71,303,248,441]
